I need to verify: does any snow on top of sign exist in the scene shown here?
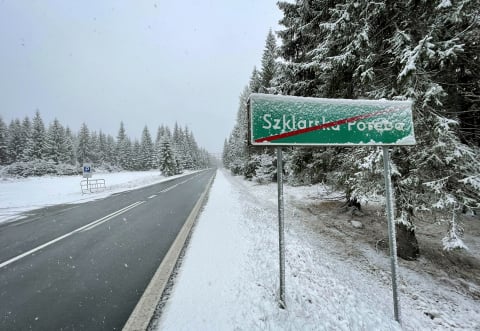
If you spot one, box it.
[393,134,416,145]
[249,93,413,107]
[343,134,416,146]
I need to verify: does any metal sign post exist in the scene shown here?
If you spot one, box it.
[277,147,286,309]
[83,163,92,190]
[248,93,415,323]
[382,147,401,322]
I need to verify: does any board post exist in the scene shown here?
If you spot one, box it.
[382,146,401,323]
[277,147,286,309]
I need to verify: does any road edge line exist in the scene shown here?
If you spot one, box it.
[122,170,216,331]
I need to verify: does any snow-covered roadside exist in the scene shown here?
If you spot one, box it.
[156,171,434,330]
[0,170,197,224]
[156,169,478,330]
[237,177,480,330]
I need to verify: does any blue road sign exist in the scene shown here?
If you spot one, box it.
[83,163,92,178]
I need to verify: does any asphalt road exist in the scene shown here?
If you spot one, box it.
[0,169,215,330]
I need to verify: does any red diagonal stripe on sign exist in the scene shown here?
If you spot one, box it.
[254,107,397,143]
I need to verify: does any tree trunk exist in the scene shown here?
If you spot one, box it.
[396,222,420,260]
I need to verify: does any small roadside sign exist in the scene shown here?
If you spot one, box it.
[83,164,92,178]
[248,93,415,146]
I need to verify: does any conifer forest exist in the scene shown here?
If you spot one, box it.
[0,111,212,178]
[223,0,480,258]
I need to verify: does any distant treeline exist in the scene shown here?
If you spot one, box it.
[0,111,212,177]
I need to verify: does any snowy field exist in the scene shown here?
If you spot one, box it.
[155,170,480,330]
[0,170,196,224]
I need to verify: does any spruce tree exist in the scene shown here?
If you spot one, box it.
[88,131,100,165]
[105,135,116,166]
[98,131,107,165]
[116,122,130,169]
[180,126,195,170]
[44,118,66,164]
[122,137,133,170]
[132,139,141,171]
[249,66,262,93]
[77,123,90,165]
[155,125,166,145]
[187,130,200,169]
[254,150,276,184]
[172,124,186,171]
[222,138,230,168]
[64,127,76,165]
[7,119,23,163]
[26,110,46,160]
[226,86,250,175]
[20,116,32,161]
[0,116,8,165]
[159,137,178,176]
[276,0,329,97]
[140,126,155,170]
[260,29,278,92]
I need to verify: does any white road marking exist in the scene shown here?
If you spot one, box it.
[80,201,145,232]
[158,175,200,194]
[159,184,177,193]
[0,201,145,269]
[148,195,157,199]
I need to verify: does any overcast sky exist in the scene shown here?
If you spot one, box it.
[0,0,283,154]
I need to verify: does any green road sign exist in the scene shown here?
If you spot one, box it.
[248,93,416,146]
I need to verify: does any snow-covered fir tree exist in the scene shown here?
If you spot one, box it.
[249,66,262,93]
[123,138,134,170]
[131,139,141,171]
[188,129,202,168]
[223,86,250,175]
[155,125,168,167]
[97,131,108,165]
[223,31,280,180]
[140,126,155,170]
[104,134,117,166]
[0,116,8,165]
[76,123,90,165]
[172,123,186,172]
[116,122,130,169]
[88,131,100,165]
[7,119,23,163]
[44,118,67,164]
[254,150,276,184]
[260,29,278,92]
[179,126,196,169]
[222,138,230,168]
[63,127,76,165]
[158,136,178,177]
[25,110,46,161]
[20,116,32,161]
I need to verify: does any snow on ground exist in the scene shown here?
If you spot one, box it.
[0,170,196,224]
[155,169,480,331]
[2,168,477,329]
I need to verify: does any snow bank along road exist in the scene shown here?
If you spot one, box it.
[0,169,215,330]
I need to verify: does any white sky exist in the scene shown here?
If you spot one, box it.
[0,0,283,154]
